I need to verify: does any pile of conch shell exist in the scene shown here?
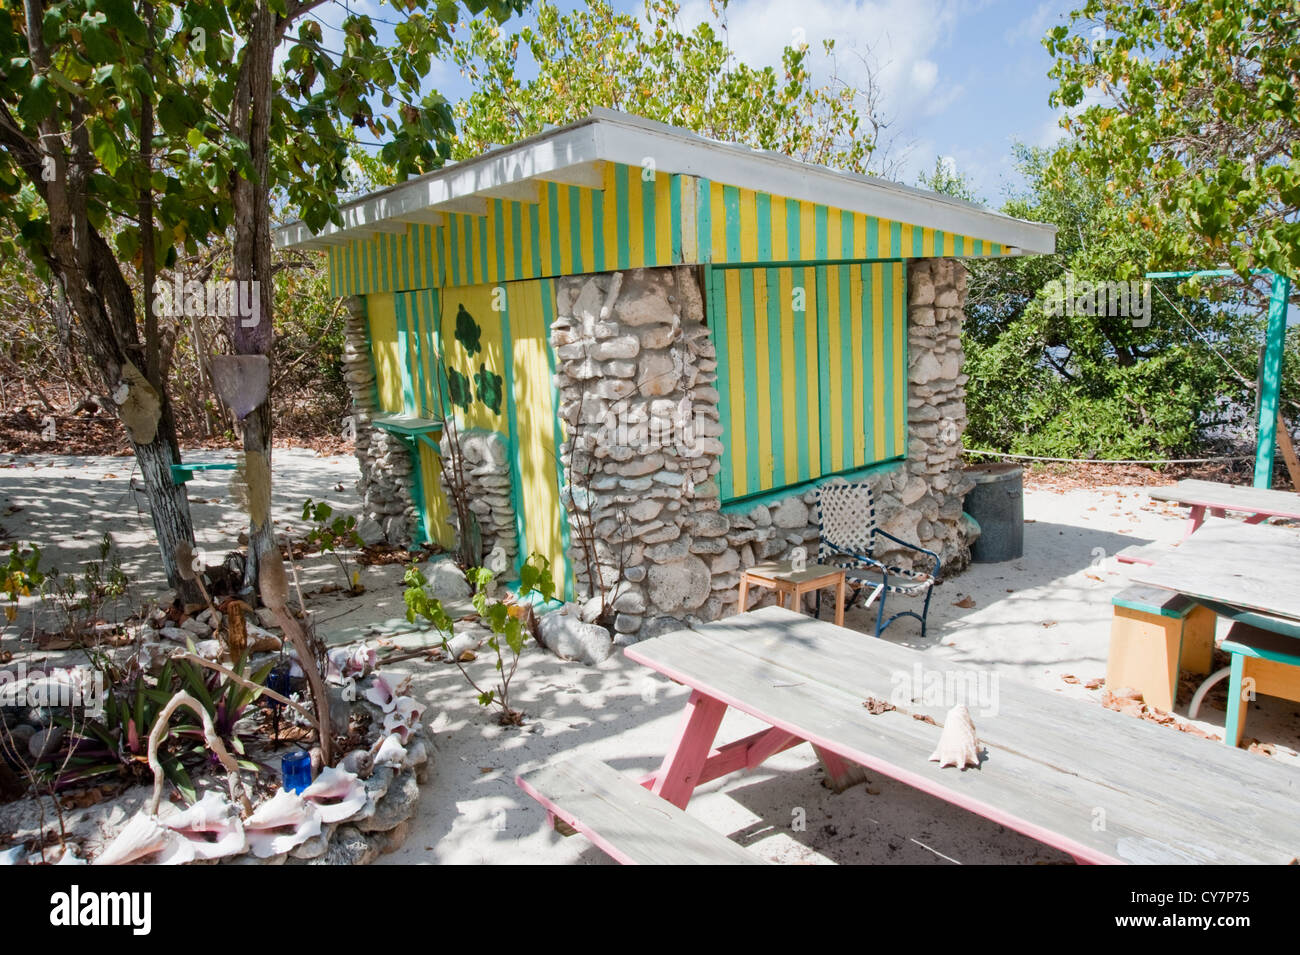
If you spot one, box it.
[928,704,983,770]
[365,674,425,749]
[328,642,376,682]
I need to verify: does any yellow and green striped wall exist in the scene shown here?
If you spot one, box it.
[360,280,571,589]
[708,261,908,503]
[325,165,1010,298]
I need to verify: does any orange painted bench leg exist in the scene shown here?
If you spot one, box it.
[1182,504,1207,539]
[650,690,728,809]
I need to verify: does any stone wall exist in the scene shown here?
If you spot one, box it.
[548,259,976,643]
[436,429,517,567]
[341,296,418,546]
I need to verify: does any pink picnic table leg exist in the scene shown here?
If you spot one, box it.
[1182,504,1207,539]
[648,689,729,809]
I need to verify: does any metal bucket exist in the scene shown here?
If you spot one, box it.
[964,463,1024,562]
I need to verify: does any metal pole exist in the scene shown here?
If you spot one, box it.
[1255,273,1291,488]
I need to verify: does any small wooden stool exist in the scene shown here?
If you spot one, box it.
[1222,622,1300,747]
[738,561,848,626]
[1106,585,1215,711]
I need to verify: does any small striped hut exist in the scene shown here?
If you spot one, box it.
[275,110,1055,635]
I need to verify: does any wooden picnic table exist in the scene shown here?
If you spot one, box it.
[1131,518,1300,623]
[1148,478,1300,539]
[618,607,1300,864]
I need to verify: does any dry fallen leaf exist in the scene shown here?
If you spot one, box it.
[954,595,976,609]
[1084,678,1104,690]
[1062,674,1080,684]
[1041,620,1058,628]
[458,650,477,662]
[862,696,896,715]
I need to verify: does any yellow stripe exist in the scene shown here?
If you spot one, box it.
[780,269,798,485]
[770,196,788,261]
[799,201,816,259]
[854,211,867,259]
[753,269,772,488]
[654,173,672,265]
[711,185,727,265]
[851,267,865,466]
[877,217,891,258]
[601,164,619,269]
[805,274,820,476]
[826,266,844,472]
[739,188,758,262]
[485,210,498,285]
[538,192,552,278]
[921,226,935,258]
[900,224,914,260]
[579,188,596,272]
[872,263,887,460]
[725,268,746,496]
[826,208,842,260]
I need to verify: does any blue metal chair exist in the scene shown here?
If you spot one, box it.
[815,483,940,638]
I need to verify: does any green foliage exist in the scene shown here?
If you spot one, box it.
[1045,0,1300,276]
[449,0,885,172]
[301,498,365,594]
[1,543,44,626]
[41,533,130,639]
[917,157,981,203]
[404,554,555,723]
[964,145,1262,459]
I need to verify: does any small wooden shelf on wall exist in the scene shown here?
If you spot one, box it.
[371,413,443,451]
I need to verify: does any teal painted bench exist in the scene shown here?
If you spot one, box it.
[1222,622,1300,747]
[170,461,238,485]
[516,755,767,865]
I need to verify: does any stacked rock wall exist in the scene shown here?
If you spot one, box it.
[341,297,417,545]
[436,429,517,567]
[549,259,976,642]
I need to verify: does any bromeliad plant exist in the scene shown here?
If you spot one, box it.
[301,499,366,596]
[404,554,555,725]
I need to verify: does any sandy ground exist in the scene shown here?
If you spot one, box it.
[2,450,1297,865]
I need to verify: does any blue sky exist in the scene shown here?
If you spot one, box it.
[406,0,1086,206]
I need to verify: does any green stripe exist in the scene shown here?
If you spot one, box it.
[400,230,411,291]
[540,279,574,601]
[641,169,656,264]
[953,233,965,257]
[755,192,771,260]
[670,175,682,262]
[765,267,784,484]
[494,200,506,284]
[882,263,897,457]
[378,234,388,292]
[786,198,800,262]
[697,179,711,264]
[841,211,854,262]
[739,267,759,493]
[478,215,489,285]
[973,238,984,256]
[935,230,947,257]
[394,293,416,413]
[814,204,828,260]
[837,263,853,471]
[547,181,562,275]
[889,221,902,258]
[424,225,436,290]
[497,291,527,576]
[591,187,605,272]
[511,202,524,279]
[912,225,924,258]
[723,185,741,262]
[792,266,810,482]
[567,185,583,273]
[463,216,475,284]
[861,264,874,461]
[707,268,733,498]
[866,218,878,259]
[616,164,631,269]
[448,217,461,287]
[815,265,832,472]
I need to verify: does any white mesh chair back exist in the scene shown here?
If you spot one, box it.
[816,483,878,561]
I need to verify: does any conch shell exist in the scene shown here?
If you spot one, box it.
[94,811,195,866]
[928,704,982,770]
[372,732,407,769]
[301,766,366,824]
[162,791,246,860]
[382,696,426,743]
[243,789,322,858]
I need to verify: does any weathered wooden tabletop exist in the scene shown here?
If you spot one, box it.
[1148,479,1300,519]
[627,606,1300,864]
[1132,518,1300,621]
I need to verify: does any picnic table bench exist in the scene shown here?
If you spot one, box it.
[518,607,1300,864]
[1148,479,1300,539]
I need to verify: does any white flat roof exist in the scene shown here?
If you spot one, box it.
[274,108,1057,255]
